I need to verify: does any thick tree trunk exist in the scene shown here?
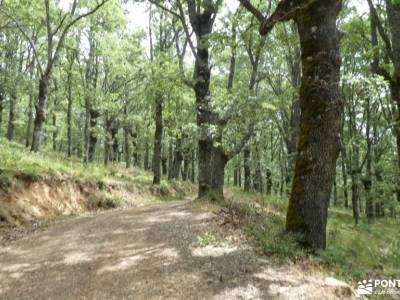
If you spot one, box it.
[243,147,251,192]
[31,75,50,152]
[7,92,16,141]
[209,147,228,200]
[285,0,343,251]
[152,99,163,184]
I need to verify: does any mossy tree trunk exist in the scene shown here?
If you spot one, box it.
[284,0,343,250]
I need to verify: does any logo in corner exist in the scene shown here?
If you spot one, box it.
[357,279,374,295]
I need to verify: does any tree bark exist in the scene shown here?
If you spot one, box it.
[152,99,163,184]
[87,108,99,162]
[0,90,4,137]
[190,148,196,183]
[243,147,251,192]
[144,140,150,170]
[67,61,73,157]
[285,0,343,251]
[31,75,50,152]
[6,92,16,141]
[170,138,183,180]
[266,168,272,195]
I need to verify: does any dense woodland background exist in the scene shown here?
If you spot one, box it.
[0,0,399,253]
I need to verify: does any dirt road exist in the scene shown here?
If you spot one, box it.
[0,201,353,299]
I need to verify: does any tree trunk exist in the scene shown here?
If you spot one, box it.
[88,108,99,162]
[190,148,196,183]
[162,157,167,175]
[234,166,238,186]
[285,0,343,251]
[266,168,272,195]
[52,109,57,151]
[351,173,360,225]
[111,126,118,162]
[31,75,50,152]
[67,66,73,157]
[144,141,150,170]
[170,138,183,180]
[6,92,16,141]
[209,147,228,200]
[243,147,251,192]
[182,156,189,181]
[333,178,338,206]
[152,99,163,184]
[392,83,400,202]
[124,125,130,168]
[365,97,374,217]
[0,90,4,137]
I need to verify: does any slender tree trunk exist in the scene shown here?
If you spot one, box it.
[111,126,118,162]
[67,65,73,157]
[124,125,130,168]
[170,138,183,180]
[52,100,57,151]
[152,99,163,184]
[162,157,167,175]
[392,84,400,202]
[168,141,173,179]
[0,90,4,137]
[285,0,343,251]
[341,157,349,208]
[190,148,195,183]
[31,75,50,152]
[266,168,272,195]
[234,165,238,186]
[333,177,338,206]
[88,108,99,162]
[182,155,189,181]
[6,92,16,141]
[243,147,251,192]
[365,97,374,217]
[144,140,150,170]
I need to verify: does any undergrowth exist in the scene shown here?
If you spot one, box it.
[224,187,400,284]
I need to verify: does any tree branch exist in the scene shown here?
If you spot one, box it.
[0,7,44,76]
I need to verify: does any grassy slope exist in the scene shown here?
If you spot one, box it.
[224,187,400,283]
[0,139,195,212]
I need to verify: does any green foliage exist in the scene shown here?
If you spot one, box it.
[197,231,217,247]
[225,188,400,281]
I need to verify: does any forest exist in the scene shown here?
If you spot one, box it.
[0,0,399,299]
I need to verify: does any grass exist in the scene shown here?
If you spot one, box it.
[0,138,153,185]
[224,187,400,284]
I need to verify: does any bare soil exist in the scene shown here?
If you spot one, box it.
[0,200,354,300]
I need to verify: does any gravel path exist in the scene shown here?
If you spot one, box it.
[0,201,353,300]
